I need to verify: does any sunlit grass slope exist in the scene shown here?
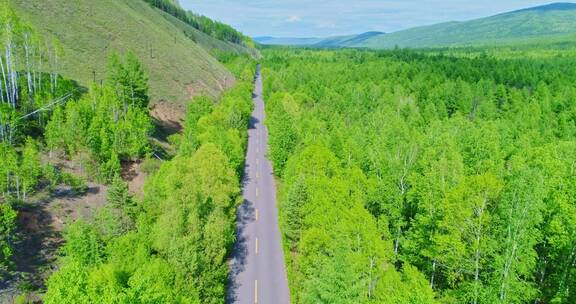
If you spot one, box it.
[12,0,255,104]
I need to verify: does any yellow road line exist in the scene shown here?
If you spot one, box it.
[256,208,259,221]
[256,171,259,179]
[256,187,259,197]
[255,280,259,304]
[255,237,259,255]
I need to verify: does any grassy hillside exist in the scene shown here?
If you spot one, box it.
[359,2,576,49]
[12,0,255,104]
[144,0,254,47]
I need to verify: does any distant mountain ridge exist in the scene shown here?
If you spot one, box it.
[256,2,576,49]
[254,36,324,46]
[255,31,385,47]
[361,2,576,49]
[509,2,576,13]
[314,31,385,47]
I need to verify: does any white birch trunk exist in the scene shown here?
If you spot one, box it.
[0,56,8,105]
[24,33,32,96]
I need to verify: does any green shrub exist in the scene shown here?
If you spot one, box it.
[140,157,161,175]
[61,173,88,196]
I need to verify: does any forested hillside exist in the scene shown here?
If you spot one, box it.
[263,47,576,303]
[256,3,576,50]
[0,4,155,298]
[0,0,259,301]
[354,2,576,49]
[43,57,256,303]
[11,0,256,104]
[144,0,255,47]
[4,0,576,302]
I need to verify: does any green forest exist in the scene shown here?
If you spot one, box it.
[0,3,78,278]
[42,58,255,303]
[0,1,257,302]
[262,48,576,303]
[2,0,576,303]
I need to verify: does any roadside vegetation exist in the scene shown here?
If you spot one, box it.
[0,1,257,302]
[3,0,576,303]
[43,57,255,304]
[263,47,576,303]
[0,3,78,281]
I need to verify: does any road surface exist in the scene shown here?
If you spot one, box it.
[228,65,291,304]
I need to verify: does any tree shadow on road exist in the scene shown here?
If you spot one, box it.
[227,197,256,303]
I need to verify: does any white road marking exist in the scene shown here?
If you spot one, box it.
[255,280,259,304]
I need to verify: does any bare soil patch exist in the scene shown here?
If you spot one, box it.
[150,101,185,132]
[122,161,147,199]
[0,157,107,303]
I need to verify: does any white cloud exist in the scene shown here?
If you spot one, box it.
[286,15,302,22]
[318,21,336,29]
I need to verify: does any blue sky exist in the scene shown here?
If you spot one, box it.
[179,0,558,37]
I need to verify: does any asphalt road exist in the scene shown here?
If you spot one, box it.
[228,65,291,304]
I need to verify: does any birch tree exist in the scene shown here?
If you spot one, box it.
[365,110,420,258]
[20,137,41,200]
[492,159,544,303]
[0,3,57,143]
[405,129,464,290]
[0,142,17,197]
[434,174,502,304]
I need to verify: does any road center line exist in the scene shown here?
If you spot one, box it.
[255,237,259,255]
[256,208,259,221]
[255,280,259,304]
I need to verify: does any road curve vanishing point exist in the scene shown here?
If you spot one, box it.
[228,65,291,304]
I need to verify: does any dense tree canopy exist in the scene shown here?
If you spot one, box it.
[0,1,259,301]
[44,52,153,182]
[263,48,576,303]
[43,58,255,304]
[3,0,576,301]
